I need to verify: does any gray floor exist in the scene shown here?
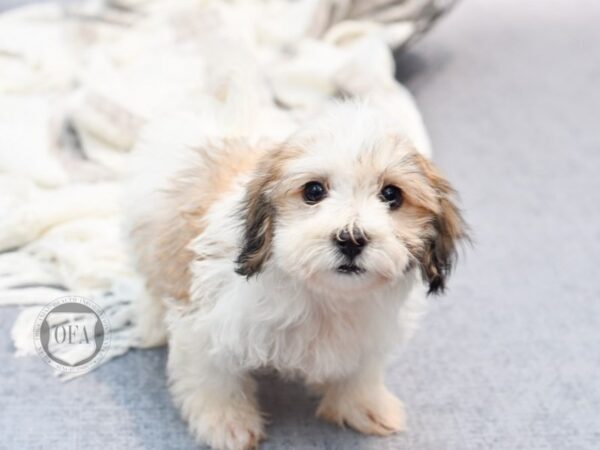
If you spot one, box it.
[2,0,600,449]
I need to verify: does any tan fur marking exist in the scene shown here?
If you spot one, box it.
[131,140,264,303]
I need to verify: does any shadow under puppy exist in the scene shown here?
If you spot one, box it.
[125,101,467,450]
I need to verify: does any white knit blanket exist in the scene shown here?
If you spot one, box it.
[0,0,453,378]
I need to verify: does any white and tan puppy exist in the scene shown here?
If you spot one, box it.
[125,101,467,450]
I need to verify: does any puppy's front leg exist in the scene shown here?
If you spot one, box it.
[316,361,406,436]
[168,330,264,450]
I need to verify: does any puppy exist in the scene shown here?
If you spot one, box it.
[125,101,467,450]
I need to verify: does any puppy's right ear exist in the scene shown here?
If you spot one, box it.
[235,161,277,277]
[413,154,469,295]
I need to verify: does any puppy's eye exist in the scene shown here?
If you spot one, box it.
[380,185,403,210]
[303,181,326,204]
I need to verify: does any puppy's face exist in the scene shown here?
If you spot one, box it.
[236,106,467,297]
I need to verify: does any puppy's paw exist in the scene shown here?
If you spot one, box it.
[190,405,265,450]
[316,386,406,436]
[133,294,167,348]
[135,320,167,348]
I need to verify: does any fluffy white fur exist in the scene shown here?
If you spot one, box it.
[125,101,465,450]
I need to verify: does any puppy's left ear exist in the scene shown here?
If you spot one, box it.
[235,160,277,277]
[415,154,469,295]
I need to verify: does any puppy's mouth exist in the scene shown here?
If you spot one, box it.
[336,264,366,275]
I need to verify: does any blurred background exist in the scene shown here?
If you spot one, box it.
[0,1,598,449]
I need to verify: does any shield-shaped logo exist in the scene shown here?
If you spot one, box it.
[34,296,110,373]
[44,312,99,366]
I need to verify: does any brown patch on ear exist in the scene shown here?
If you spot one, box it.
[129,139,263,303]
[235,179,276,277]
[413,154,469,295]
[235,146,301,277]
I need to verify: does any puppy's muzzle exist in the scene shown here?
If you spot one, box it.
[334,228,368,260]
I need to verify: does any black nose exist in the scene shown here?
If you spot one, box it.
[335,229,368,259]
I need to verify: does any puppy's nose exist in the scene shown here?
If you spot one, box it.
[335,229,368,259]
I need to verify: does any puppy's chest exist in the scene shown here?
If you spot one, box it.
[248,303,377,381]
